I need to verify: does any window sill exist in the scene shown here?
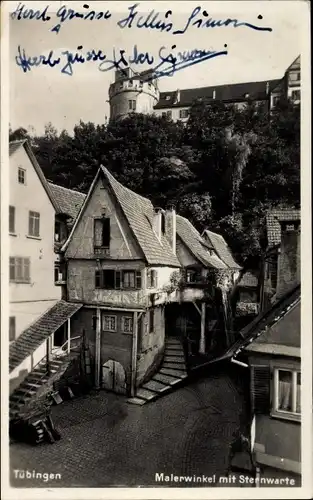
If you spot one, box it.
[270,411,301,423]
[10,280,31,284]
[102,330,117,333]
[9,232,17,237]
[122,330,133,335]
[26,235,41,240]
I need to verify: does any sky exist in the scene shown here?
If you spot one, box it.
[8,0,304,135]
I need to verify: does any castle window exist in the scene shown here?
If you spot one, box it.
[129,79,133,87]
[128,100,136,111]
[139,80,143,87]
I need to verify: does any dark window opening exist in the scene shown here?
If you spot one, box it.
[95,269,142,290]
[9,316,16,342]
[9,206,15,233]
[149,309,154,332]
[94,217,110,248]
[161,213,166,234]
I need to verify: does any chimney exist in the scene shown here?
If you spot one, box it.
[213,89,216,99]
[165,208,177,254]
[153,208,163,240]
[176,89,180,103]
[276,218,300,298]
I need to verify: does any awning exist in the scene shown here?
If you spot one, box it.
[9,300,83,373]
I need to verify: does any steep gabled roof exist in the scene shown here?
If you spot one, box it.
[9,140,60,213]
[48,182,86,221]
[202,229,241,270]
[154,79,281,109]
[266,208,300,247]
[176,216,227,269]
[62,167,181,267]
[233,285,300,360]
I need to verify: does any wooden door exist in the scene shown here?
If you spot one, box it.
[101,360,126,394]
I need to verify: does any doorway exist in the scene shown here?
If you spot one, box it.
[101,359,127,394]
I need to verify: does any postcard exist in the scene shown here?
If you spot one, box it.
[1,1,311,499]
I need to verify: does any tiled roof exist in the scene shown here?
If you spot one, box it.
[238,271,259,288]
[266,208,300,247]
[176,216,227,269]
[9,139,25,156]
[9,140,60,213]
[154,79,281,109]
[102,167,181,267]
[48,182,86,221]
[233,285,300,359]
[202,230,241,270]
[9,301,83,373]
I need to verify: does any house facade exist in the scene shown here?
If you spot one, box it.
[9,141,84,404]
[62,166,181,395]
[9,140,61,341]
[233,216,301,483]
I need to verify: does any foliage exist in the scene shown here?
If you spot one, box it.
[9,97,300,266]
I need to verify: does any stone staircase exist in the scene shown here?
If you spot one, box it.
[9,355,74,421]
[128,337,188,406]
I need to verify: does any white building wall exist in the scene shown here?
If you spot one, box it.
[9,146,61,338]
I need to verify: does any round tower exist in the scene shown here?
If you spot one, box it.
[109,68,159,121]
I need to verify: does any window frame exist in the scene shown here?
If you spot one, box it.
[9,206,15,233]
[18,167,26,185]
[9,257,31,283]
[121,316,133,333]
[128,99,136,111]
[179,109,189,119]
[95,269,142,290]
[28,211,40,237]
[147,269,158,288]
[9,316,16,342]
[102,314,117,332]
[272,367,301,422]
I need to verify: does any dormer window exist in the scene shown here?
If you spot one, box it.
[165,95,171,101]
[286,224,295,231]
[244,93,250,98]
[94,217,110,254]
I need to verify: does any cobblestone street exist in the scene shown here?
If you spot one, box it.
[10,369,249,488]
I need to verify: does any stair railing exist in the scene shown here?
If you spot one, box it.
[10,335,82,416]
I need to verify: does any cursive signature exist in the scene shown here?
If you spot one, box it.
[117,3,273,34]
[11,2,272,36]
[15,44,228,77]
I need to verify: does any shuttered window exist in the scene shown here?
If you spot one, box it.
[250,365,271,415]
[95,269,142,290]
[9,257,30,283]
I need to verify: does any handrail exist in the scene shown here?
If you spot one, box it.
[10,335,82,416]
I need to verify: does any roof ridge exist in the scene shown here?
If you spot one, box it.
[48,181,86,197]
[159,78,281,96]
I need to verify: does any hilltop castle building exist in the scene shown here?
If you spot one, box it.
[108,56,300,122]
